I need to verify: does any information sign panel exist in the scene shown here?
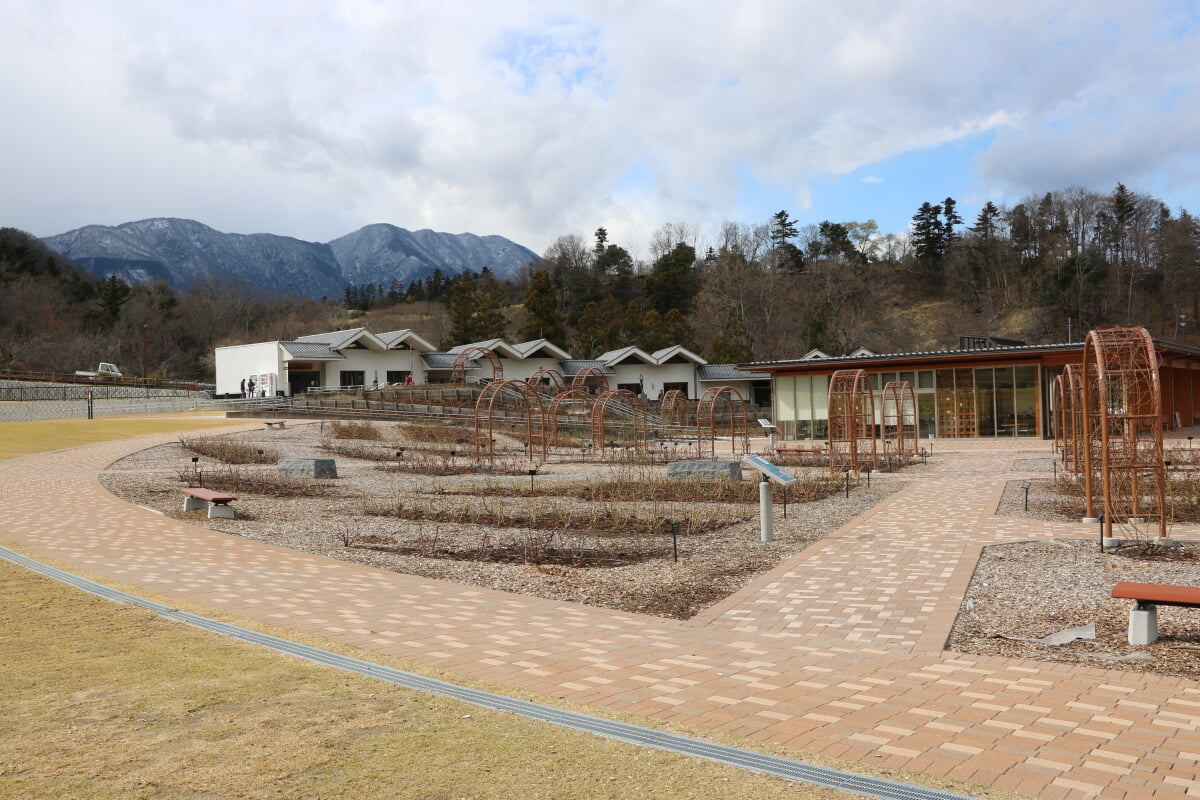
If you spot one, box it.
[742,454,797,485]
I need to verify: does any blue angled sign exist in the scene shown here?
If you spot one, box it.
[742,454,798,485]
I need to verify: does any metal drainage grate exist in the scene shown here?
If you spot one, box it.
[1,544,979,800]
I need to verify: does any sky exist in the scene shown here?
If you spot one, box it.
[3,0,1200,259]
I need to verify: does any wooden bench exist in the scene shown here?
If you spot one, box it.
[181,487,239,519]
[1111,581,1200,645]
[772,443,826,457]
[263,420,286,430]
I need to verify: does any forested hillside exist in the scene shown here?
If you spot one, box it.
[4,182,1197,381]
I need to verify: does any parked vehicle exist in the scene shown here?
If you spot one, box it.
[74,362,123,380]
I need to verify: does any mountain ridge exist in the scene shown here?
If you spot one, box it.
[42,218,540,298]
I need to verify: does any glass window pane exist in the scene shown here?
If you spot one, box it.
[900,371,916,386]
[918,370,934,389]
[776,376,795,423]
[975,368,996,436]
[1014,366,1038,435]
[812,375,829,422]
[995,367,1016,436]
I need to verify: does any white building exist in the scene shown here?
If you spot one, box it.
[214,328,436,397]
[215,328,766,404]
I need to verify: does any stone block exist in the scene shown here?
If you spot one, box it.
[666,460,743,480]
[1128,605,1158,646]
[277,458,338,479]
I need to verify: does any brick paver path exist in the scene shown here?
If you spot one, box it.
[4,430,1200,799]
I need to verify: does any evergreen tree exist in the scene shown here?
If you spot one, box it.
[446,272,480,344]
[769,210,805,271]
[644,243,698,314]
[517,269,566,344]
[911,201,946,284]
[86,274,132,329]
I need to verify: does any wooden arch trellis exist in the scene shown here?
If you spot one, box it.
[1062,364,1085,474]
[660,389,690,432]
[696,386,749,459]
[473,379,546,463]
[1081,326,1167,540]
[828,369,878,473]
[451,347,503,387]
[1053,372,1067,465]
[590,389,647,452]
[570,366,610,393]
[547,389,594,448]
[881,380,917,459]
[528,368,566,395]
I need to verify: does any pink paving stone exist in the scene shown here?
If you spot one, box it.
[3,431,1200,797]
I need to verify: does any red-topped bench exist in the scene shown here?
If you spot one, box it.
[181,487,239,519]
[1112,581,1200,645]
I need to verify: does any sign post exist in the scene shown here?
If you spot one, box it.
[742,454,797,544]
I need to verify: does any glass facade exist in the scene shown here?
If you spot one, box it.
[775,365,1042,440]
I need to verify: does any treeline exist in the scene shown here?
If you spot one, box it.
[5,181,1198,379]
[506,183,1199,361]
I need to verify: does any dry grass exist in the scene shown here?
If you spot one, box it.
[0,416,237,462]
[0,559,871,800]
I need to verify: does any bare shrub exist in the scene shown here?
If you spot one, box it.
[328,420,382,440]
[179,434,276,465]
[362,490,745,535]
[435,473,842,504]
[180,464,338,497]
[320,439,393,461]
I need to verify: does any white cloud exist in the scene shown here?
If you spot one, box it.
[0,0,1197,253]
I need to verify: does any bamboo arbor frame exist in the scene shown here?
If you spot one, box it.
[590,389,647,452]
[1081,326,1167,539]
[547,389,594,448]
[881,380,917,459]
[473,379,546,463]
[828,369,878,473]
[451,347,503,387]
[696,386,749,459]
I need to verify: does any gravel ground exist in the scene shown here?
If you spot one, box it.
[101,423,901,621]
[963,463,1200,679]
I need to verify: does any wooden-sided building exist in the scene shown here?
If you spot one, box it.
[748,335,1200,441]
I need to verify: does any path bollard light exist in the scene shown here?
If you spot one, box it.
[844,468,852,498]
[671,521,679,562]
[1097,509,1106,553]
[1021,479,1032,511]
[864,465,872,488]
[919,447,928,466]
[528,468,537,492]
[1053,459,1057,480]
